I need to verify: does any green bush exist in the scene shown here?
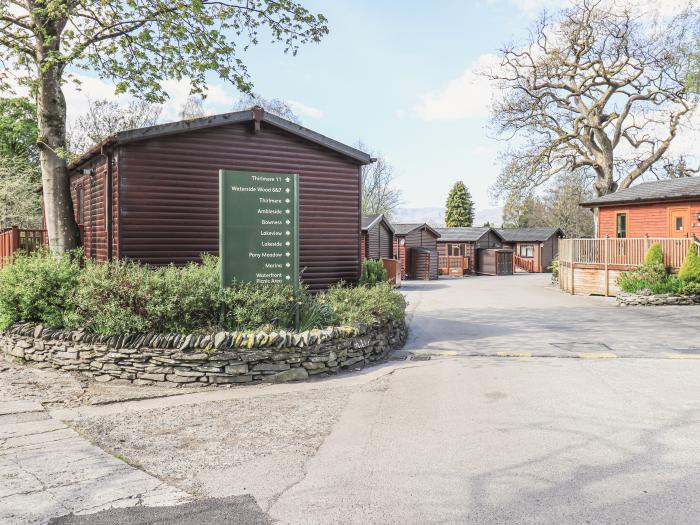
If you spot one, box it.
[548,256,559,277]
[0,250,80,329]
[679,244,700,282]
[359,259,389,287]
[322,282,406,325]
[617,261,667,293]
[0,252,406,334]
[67,258,152,334]
[644,243,664,266]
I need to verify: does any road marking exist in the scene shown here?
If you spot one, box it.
[496,352,532,358]
[577,352,618,359]
[665,353,700,359]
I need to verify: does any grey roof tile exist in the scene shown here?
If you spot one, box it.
[581,177,700,207]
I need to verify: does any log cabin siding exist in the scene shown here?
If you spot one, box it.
[66,114,368,291]
[363,219,393,260]
[597,201,700,239]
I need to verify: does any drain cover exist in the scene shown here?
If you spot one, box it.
[390,355,408,361]
[550,342,612,353]
[671,348,700,354]
[410,355,432,361]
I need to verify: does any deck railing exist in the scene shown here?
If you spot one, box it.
[513,254,535,273]
[438,255,470,276]
[0,227,48,268]
[559,237,697,296]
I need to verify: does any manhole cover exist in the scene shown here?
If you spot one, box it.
[410,355,431,361]
[550,342,612,353]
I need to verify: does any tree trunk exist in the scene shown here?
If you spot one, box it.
[36,67,80,253]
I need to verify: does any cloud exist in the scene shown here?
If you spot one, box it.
[412,54,499,122]
[287,100,324,119]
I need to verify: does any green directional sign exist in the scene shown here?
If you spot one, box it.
[219,170,299,291]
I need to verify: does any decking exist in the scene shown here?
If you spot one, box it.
[559,237,696,296]
[438,256,470,276]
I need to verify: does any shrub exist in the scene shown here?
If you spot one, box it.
[644,243,664,266]
[221,281,297,331]
[0,250,80,329]
[359,259,389,287]
[67,258,153,334]
[548,256,559,277]
[322,282,406,325]
[679,244,700,282]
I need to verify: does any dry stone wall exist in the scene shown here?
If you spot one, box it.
[1,321,407,386]
[616,292,700,306]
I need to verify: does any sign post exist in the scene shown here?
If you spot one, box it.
[219,170,300,327]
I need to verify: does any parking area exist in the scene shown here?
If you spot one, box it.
[402,274,700,358]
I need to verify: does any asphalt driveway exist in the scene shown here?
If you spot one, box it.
[403,274,700,358]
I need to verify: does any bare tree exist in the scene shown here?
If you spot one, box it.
[488,1,699,199]
[0,156,42,228]
[179,96,207,120]
[357,142,401,219]
[68,99,162,156]
[233,93,301,123]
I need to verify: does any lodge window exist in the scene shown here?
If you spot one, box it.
[616,213,627,238]
[519,244,534,258]
[447,243,466,256]
[675,216,684,232]
[77,187,84,225]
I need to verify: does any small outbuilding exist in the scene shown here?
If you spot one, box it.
[497,227,563,273]
[435,227,505,275]
[580,177,700,239]
[392,223,441,280]
[361,214,394,261]
[66,107,374,290]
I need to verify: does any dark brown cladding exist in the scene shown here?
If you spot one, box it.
[68,111,369,290]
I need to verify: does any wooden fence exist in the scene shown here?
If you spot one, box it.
[513,254,535,273]
[559,237,696,296]
[0,227,48,269]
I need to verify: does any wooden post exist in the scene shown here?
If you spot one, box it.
[604,237,609,297]
[11,226,19,255]
[571,241,575,295]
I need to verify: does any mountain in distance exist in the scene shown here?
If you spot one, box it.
[392,206,503,227]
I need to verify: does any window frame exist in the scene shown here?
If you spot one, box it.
[519,244,534,258]
[616,212,628,239]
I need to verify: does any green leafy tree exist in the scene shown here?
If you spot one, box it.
[644,244,664,267]
[0,1,328,253]
[445,182,475,227]
[0,98,38,165]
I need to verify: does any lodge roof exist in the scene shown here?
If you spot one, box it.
[69,106,374,169]
[580,177,700,207]
[393,223,441,237]
[361,214,394,233]
[496,227,563,242]
[434,227,501,242]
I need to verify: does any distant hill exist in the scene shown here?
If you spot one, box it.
[392,206,503,227]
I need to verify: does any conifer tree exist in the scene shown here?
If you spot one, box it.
[445,182,475,227]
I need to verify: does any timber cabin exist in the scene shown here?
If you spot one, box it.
[392,223,441,280]
[435,227,505,275]
[65,107,374,290]
[361,214,394,260]
[497,227,563,273]
[580,177,700,240]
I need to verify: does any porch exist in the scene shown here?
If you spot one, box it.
[438,255,470,276]
[559,237,697,296]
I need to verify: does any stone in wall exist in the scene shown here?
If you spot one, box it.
[1,320,407,387]
[616,292,700,307]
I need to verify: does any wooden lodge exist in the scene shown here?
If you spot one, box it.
[60,107,374,290]
[561,178,700,296]
[497,227,562,273]
[580,177,700,240]
[435,227,505,275]
[361,214,394,261]
[392,223,441,280]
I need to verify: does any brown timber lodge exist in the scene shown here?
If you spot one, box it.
[66,108,374,290]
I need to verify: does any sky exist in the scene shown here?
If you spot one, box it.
[21,0,700,213]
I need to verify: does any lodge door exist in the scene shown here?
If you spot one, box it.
[669,207,690,238]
